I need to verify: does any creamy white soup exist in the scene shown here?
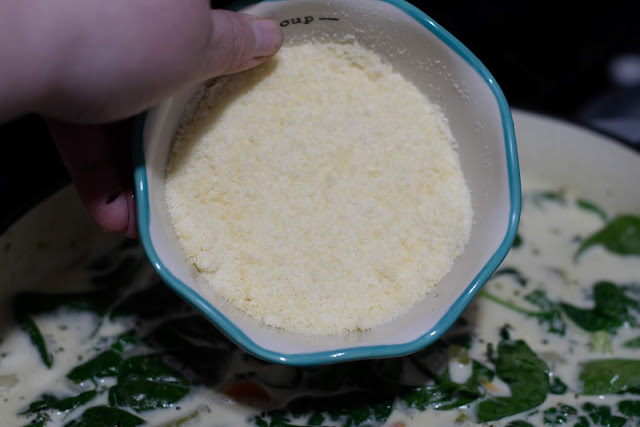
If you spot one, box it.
[0,176,639,426]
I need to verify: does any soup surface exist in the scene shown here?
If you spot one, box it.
[1,169,639,426]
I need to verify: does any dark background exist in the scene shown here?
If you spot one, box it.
[2,1,640,231]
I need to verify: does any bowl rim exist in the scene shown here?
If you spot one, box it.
[132,0,521,366]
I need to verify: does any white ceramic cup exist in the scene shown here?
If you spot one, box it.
[133,0,520,365]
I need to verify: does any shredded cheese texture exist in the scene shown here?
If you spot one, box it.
[165,42,472,335]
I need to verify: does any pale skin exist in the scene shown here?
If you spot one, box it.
[0,0,284,238]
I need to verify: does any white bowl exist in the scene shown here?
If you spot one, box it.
[133,0,520,365]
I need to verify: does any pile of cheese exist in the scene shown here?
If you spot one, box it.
[165,41,472,335]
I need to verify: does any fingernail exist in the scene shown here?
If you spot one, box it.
[251,19,284,58]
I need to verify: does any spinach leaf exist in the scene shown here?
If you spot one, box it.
[576,198,608,221]
[532,190,565,207]
[19,414,50,427]
[561,281,638,332]
[405,351,494,412]
[465,360,495,389]
[560,305,613,331]
[13,292,110,367]
[264,393,393,427]
[524,290,566,335]
[327,399,392,426]
[107,385,127,408]
[67,350,122,382]
[543,404,578,425]
[512,233,523,249]
[574,416,591,427]
[20,391,98,415]
[480,290,565,335]
[623,335,640,348]
[582,402,627,427]
[254,412,317,427]
[475,340,549,422]
[587,281,638,322]
[280,391,395,427]
[109,329,141,353]
[20,394,58,414]
[18,315,52,368]
[403,382,466,411]
[64,406,145,427]
[404,381,479,412]
[252,357,409,427]
[307,412,325,425]
[112,354,191,412]
[579,359,640,395]
[146,315,232,385]
[437,361,494,410]
[505,421,534,427]
[109,381,190,413]
[52,391,98,413]
[618,400,640,417]
[539,403,627,427]
[549,376,568,394]
[369,401,395,424]
[576,215,640,258]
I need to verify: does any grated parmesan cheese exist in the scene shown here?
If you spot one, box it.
[165,41,472,335]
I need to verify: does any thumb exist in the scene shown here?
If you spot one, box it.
[206,10,284,77]
[33,2,284,124]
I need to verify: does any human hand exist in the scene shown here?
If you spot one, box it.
[1,0,283,238]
